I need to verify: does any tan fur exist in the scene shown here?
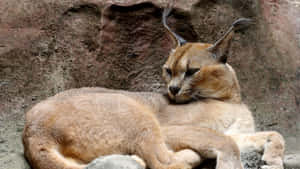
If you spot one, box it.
[161,41,285,169]
[23,88,244,169]
[23,13,284,169]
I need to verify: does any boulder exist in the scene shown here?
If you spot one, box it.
[284,153,300,169]
[85,155,144,169]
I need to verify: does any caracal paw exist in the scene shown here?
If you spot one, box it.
[131,155,146,168]
[261,165,284,169]
[261,155,283,168]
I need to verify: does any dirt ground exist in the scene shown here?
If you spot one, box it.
[0,0,299,169]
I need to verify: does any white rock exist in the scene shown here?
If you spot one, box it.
[284,154,300,169]
[85,155,145,169]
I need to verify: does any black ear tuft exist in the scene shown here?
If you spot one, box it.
[219,54,227,64]
[162,8,187,47]
[232,18,254,32]
[208,18,253,64]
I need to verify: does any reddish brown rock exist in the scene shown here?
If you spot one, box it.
[0,0,299,168]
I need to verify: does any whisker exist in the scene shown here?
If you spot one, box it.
[180,88,193,95]
[191,91,206,101]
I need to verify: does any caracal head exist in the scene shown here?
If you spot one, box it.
[161,8,253,103]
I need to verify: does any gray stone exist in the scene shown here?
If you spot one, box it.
[85,155,145,169]
[0,153,30,169]
[240,148,264,169]
[284,154,300,169]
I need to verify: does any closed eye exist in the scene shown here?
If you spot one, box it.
[185,68,200,77]
[165,68,172,76]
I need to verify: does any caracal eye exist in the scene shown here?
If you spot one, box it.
[185,68,200,77]
[165,68,172,76]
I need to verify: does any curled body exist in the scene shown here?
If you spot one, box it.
[23,88,244,169]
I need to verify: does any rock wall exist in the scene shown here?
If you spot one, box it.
[0,0,299,168]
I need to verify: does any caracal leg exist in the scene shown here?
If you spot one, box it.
[162,126,244,169]
[229,131,285,169]
[23,136,87,169]
[134,135,191,169]
[23,95,190,169]
[23,133,189,169]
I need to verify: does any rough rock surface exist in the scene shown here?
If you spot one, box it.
[0,0,299,169]
[240,149,264,169]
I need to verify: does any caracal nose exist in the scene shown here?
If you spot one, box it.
[169,86,180,95]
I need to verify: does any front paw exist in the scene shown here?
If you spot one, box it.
[261,165,283,169]
[261,155,283,167]
[261,158,284,169]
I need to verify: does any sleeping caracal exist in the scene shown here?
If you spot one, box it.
[23,8,285,169]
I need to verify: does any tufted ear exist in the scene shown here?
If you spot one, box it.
[208,18,253,63]
[162,8,187,47]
